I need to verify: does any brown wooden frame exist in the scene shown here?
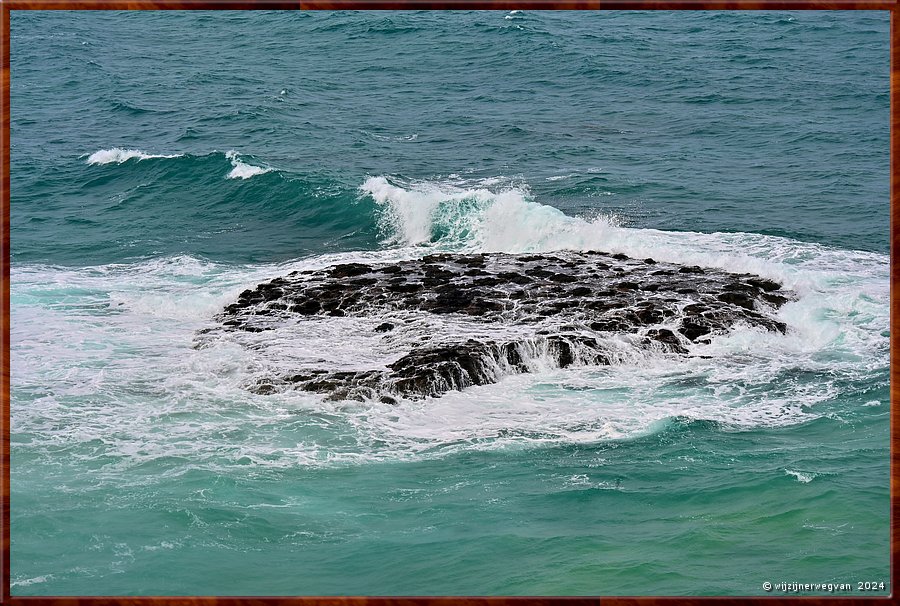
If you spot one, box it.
[0,1,895,603]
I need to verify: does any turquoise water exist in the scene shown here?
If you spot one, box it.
[9,10,890,596]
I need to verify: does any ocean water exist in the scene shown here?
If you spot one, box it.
[9,10,890,596]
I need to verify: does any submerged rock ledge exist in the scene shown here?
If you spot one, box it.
[197,250,794,402]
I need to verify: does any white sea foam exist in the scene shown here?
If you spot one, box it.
[225,150,273,179]
[360,175,886,291]
[86,148,182,165]
[785,469,816,483]
[86,148,275,179]
[10,575,53,588]
[10,177,889,472]
[363,130,419,142]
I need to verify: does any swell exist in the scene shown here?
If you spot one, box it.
[15,151,383,265]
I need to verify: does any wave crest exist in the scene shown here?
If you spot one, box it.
[359,174,889,294]
[86,148,183,165]
[225,150,273,180]
[361,175,622,252]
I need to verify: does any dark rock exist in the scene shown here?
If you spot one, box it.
[584,300,617,312]
[350,277,378,286]
[746,277,782,292]
[634,304,665,324]
[679,318,711,342]
[204,250,796,401]
[717,292,756,310]
[322,283,351,292]
[291,300,321,315]
[722,282,757,293]
[679,266,705,274]
[646,328,688,354]
[424,287,471,314]
[762,293,789,307]
[548,337,575,367]
[474,277,503,287]
[387,341,497,397]
[421,253,453,263]
[497,271,532,285]
[329,263,372,278]
[387,282,421,293]
[590,319,628,332]
[423,266,455,280]
[682,304,707,315]
[548,273,577,284]
[568,286,592,297]
[525,267,553,278]
[253,383,277,395]
[464,298,505,316]
[457,254,486,267]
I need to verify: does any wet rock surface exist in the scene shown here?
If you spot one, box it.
[197,251,794,401]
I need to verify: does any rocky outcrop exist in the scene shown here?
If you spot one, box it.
[197,250,794,401]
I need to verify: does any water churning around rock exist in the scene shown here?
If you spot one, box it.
[198,250,793,402]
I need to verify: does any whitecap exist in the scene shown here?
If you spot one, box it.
[785,469,815,483]
[86,148,182,165]
[10,575,53,588]
[225,150,273,180]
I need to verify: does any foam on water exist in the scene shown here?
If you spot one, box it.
[85,148,275,180]
[10,9,891,594]
[362,130,419,142]
[225,150,273,179]
[86,148,183,164]
[11,178,889,472]
[10,575,53,589]
[785,469,816,483]
[361,175,884,292]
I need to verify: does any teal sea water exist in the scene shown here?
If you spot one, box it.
[9,10,890,596]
